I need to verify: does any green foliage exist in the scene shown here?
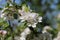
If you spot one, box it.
[0,19,9,29]
[22,4,30,12]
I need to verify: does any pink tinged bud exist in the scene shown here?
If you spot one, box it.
[2,30,7,35]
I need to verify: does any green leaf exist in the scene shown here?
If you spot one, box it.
[22,4,30,12]
[17,22,27,32]
[6,36,12,40]
[0,18,4,23]
[2,22,9,28]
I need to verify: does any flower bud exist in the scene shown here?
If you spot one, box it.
[2,30,7,35]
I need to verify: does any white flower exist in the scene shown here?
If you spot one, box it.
[19,13,38,23]
[18,9,42,29]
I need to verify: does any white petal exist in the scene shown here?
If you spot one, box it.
[21,28,31,37]
[21,20,25,22]
[9,3,13,6]
[32,24,36,28]
[1,14,5,18]
[38,17,42,22]
[28,24,31,27]
[19,16,24,19]
[20,37,26,40]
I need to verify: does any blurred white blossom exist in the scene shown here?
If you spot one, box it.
[42,26,52,33]
[9,3,13,6]
[20,27,31,40]
[42,26,52,40]
[0,13,5,18]
[53,31,60,40]
[19,9,42,40]
[20,37,26,40]
[19,11,42,24]
[57,13,60,19]
[38,17,42,22]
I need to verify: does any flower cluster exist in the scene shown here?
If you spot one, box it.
[18,9,42,28]
[18,6,42,40]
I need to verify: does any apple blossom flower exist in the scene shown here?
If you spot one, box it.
[18,7,42,40]
[19,12,42,28]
